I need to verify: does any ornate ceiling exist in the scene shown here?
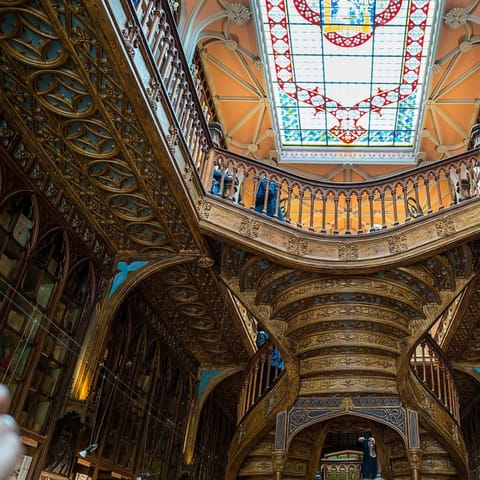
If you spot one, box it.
[190,0,480,179]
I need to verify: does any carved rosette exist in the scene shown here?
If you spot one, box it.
[239,217,260,238]
[197,200,212,219]
[287,234,308,256]
[224,2,252,26]
[387,233,408,254]
[338,241,358,260]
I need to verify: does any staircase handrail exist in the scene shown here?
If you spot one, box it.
[237,340,284,423]
[410,333,460,423]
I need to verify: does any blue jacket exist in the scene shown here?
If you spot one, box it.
[256,330,284,368]
[255,177,285,220]
[271,346,284,369]
[211,167,235,197]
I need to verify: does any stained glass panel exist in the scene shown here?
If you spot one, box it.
[256,0,440,162]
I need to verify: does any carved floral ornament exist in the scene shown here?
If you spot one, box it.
[223,2,252,26]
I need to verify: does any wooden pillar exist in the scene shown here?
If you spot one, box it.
[406,448,422,480]
[272,450,287,480]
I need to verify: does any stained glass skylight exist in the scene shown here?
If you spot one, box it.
[255,0,441,163]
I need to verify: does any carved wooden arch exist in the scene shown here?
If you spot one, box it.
[183,366,243,465]
[276,395,411,453]
[102,254,211,320]
[73,254,211,401]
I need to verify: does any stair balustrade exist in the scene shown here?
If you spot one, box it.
[410,334,460,423]
[237,341,283,423]
[206,151,480,234]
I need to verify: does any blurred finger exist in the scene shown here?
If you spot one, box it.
[0,430,23,480]
[0,385,11,413]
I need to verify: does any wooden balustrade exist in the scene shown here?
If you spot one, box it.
[207,150,480,235]
[411,334,460,423]
[237,341,283,423]
[132,0,211,170]
[130,1,480,236]
[319,458,362,480]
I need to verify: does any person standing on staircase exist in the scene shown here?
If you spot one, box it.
[256,328,283,392]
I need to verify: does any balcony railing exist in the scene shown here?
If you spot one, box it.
[204,150,480,235]
[131,0,480,236]
[411,334,460,423]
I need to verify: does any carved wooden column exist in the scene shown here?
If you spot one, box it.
[406,449,422,480]
[272,450,287,480]
[469,123,480,149]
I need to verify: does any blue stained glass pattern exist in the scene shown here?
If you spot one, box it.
[257,0,440,160]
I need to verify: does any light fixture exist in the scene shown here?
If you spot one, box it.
[79,443,98,458]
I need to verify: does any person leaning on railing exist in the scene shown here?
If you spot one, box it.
[255,176,285,221]
[210,166,238,198]
[0,384,23,480]
[256,328,284,392]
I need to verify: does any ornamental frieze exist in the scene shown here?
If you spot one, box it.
[296,331,400,350]
[299,378,398,395]
[286,395,406,439]
[290,319,408,339]
[288,304,409,327]
[300,355,396,373]
[422,457,456,472]
[272,292,422,321]
[271,277,422,311]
